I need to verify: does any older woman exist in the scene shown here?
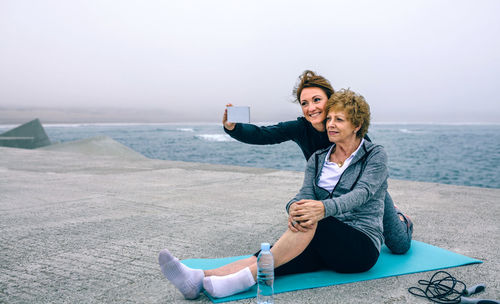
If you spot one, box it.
[223,70,412,254]
[159,89,389,299]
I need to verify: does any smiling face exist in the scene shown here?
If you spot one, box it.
[325,109,360,144]
[299,87,328,131]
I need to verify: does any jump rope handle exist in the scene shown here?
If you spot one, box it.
[463,284,486,296]
[460,297,500,304]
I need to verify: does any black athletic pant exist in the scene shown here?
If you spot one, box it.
[255,216,379,276]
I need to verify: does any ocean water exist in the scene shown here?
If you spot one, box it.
[1,123,499,189]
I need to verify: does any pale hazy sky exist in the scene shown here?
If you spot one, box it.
[1,0,499,123]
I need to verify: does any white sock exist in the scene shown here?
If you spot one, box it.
[158,249,204,300]
[203,267,256,298]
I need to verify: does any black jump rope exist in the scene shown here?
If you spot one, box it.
[408,271,499,304]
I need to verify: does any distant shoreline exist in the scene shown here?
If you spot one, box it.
[1,107,499,125]
[0,107,187,125]
[2,121,500,128]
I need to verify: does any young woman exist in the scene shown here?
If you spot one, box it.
[223,70,412,254]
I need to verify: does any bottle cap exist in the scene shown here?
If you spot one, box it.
[261,243,271,251]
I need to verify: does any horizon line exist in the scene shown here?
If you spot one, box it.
[2,121,500,128]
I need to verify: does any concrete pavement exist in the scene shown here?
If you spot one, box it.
[0,137,498,303]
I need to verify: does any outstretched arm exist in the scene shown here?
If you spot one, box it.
[222,109,301,145]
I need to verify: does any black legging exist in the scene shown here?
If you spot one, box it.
[255,216,379,276]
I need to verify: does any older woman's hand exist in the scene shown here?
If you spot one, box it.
[289,199,325,229]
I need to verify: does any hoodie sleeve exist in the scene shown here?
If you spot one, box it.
[286,152,318,213]
[223,119,301,145]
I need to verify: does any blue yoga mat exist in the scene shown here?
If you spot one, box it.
[182,240,481,303]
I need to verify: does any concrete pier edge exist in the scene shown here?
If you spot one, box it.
[0,138,498,303]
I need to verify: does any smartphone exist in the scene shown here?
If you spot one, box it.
[227,106,250,123]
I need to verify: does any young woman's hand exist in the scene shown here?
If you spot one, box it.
[289,200,325,229]
[222,103,236,131]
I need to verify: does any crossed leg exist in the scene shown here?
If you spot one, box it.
[159,224,317,299]
[207,223,316,276]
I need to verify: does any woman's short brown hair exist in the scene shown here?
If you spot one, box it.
[325,89,371,138]
[292,70,335,103]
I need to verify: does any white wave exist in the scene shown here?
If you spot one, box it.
[177,128,194,132]
[399,128,426,134]
[195,134,234,142]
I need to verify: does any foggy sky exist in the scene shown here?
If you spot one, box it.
[1,0,499,123]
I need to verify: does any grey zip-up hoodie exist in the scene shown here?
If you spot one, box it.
[286,140,388,252]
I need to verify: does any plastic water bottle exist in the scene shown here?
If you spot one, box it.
[256,242,274,304]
